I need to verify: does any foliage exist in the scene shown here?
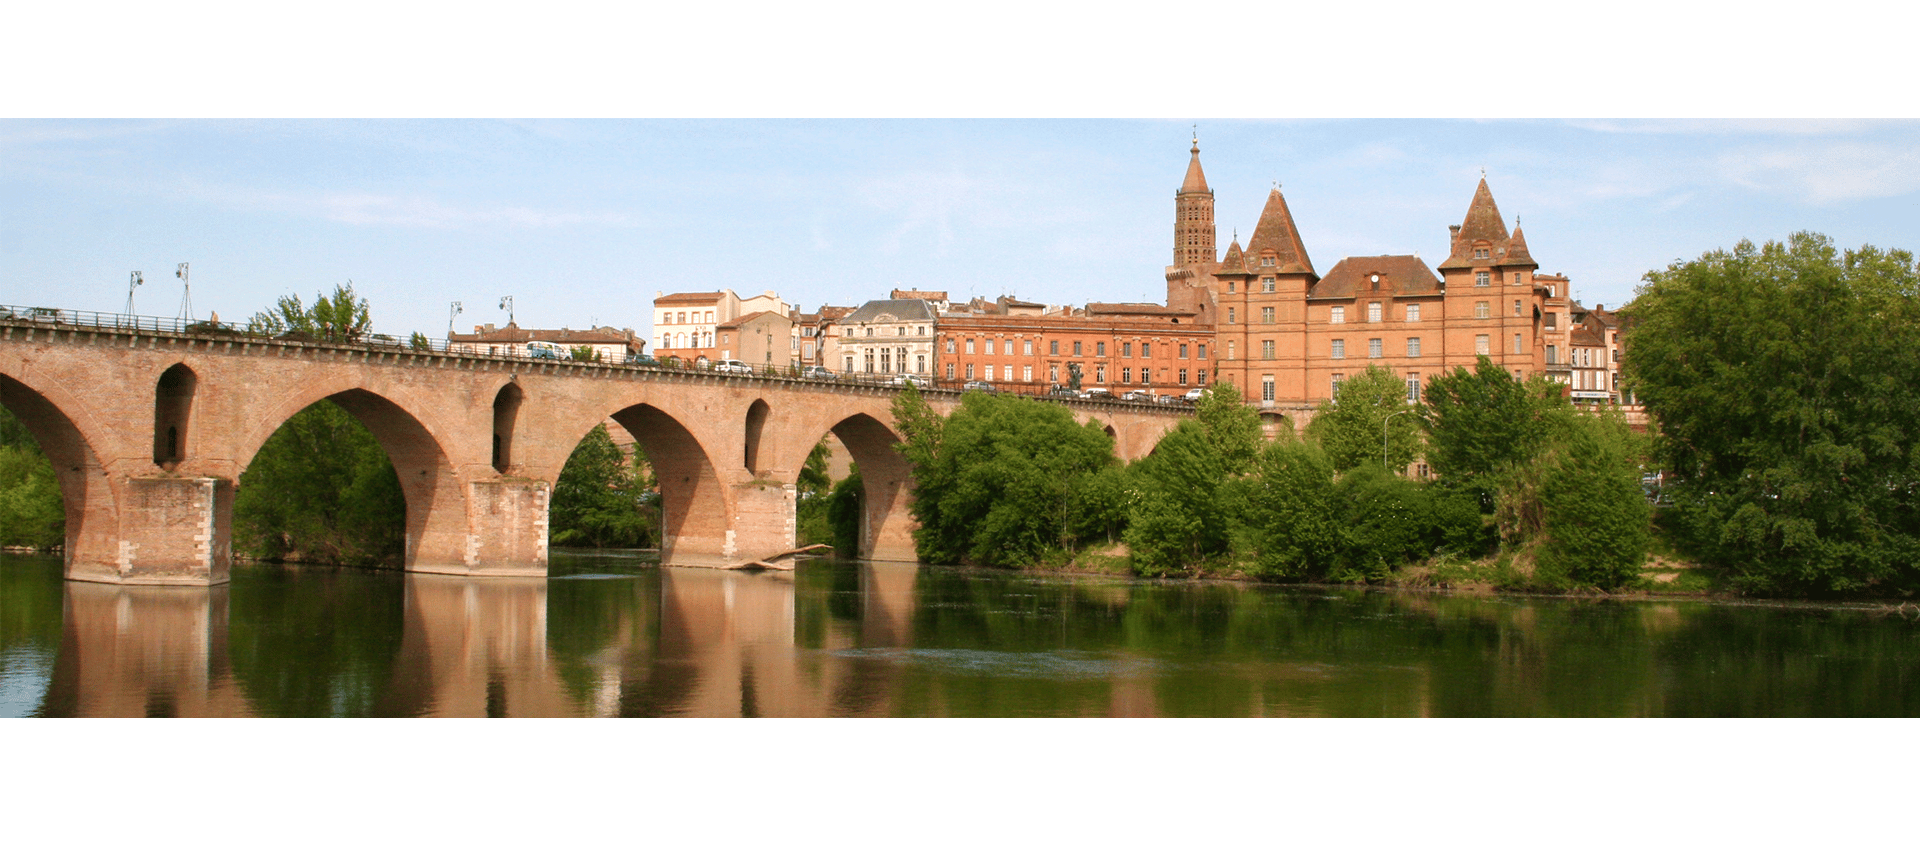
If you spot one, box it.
[824,465,865,556]
[569,344,598,361]
[1421,355,1555,489]
[1625,232,1920,595]
[409,332,430,350]
[1124,383,1264,576]
[234,400,406,567]
[1307,364,1422,473]
[1535,413,1653,589]
[246,282,373,342]
[893,390,1116,567]
[0,406,61,550]
[550,424,656,548]
[1224,439,1340,581]
[1330,464,1447,578]
[1063,464,1133,549]
[1193,381,1263,474]
[795,438,835,547]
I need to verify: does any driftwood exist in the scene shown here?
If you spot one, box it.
[721,543,833,572]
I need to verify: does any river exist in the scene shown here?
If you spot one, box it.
[1,550,1915,716]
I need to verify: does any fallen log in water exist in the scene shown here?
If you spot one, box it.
[720,543,833,571]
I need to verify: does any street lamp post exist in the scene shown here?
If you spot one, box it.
[1384,409,1414,472]
[448,301,463,344]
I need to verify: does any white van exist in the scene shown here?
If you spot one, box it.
[527,341,564,360]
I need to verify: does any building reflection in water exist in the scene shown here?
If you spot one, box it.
[41,582,253,717]
[377,576,574,717]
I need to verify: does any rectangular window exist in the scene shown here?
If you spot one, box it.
[1142,369,1151,384]
[1227,340,1235,360]
[1545,312,1557,329]
[918,356,927,373]
[1261,340,1275,360]
[1407,337,1421,358]
[1514,272,1524,285]
[1514,333,1523,353]
[1407,374,1421,404]
[1142,343,1152,358]
[1475,272,1490,287]
[945,339,956,352]
[1122,342,1132,357]
[1023,365,1033,382]
[945,363,955,379]
[1331,338,1345,359]
[1095,367,1106,384]
[1122,368,1132,384]
[1331,372,1344,399]
[1546,345,1557,364]
[1197,344,1207,360]
[1228,281,1237,294]
[1096,341,1106,357]
[1004,340,1013,355]
[1197,370,1206,386]
[1476,334,1490,355]
[982,365,993,382]
[1367,302,1382,323]
[1261,307,1275,324]
[1368,338,1383,358]
[1474,301,1490,319]
[1003,365,1013,381]
[965,363,974,379]
[1406,304,1420,322]
[1073,341,1082,356]
[1024,340,1033,355]
[1228,308,1236,324]
[1178,344,1189,359]
[1262,375,1275,402]
[1050,340,1060,356]
[1179,369,1189,385]
[1515,300,1523,316]
[984,338,994,355]
[1049,366,1058,383]
[1262,277,1275,293]
[1331,306,1345,324]
[881,348,892,373]
[965,338,975,354]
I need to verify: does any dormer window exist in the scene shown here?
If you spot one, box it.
[1473,247,1491,260]
[1260,253,1276,266]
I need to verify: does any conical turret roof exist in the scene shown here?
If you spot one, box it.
[1180,138,1208,193]
[1217,238,1252,275]
[1440,177,1514,269]
[1498,222,1538,268]
[1245,187,1315,275]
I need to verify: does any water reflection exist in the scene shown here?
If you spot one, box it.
[5,552,1918,717]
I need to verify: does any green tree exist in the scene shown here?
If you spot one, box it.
[894,390,1116,567]
[550,424,656,548]
[234,400,407,567]
[0,406,62,550]
[1193,381,1263,474]
[569,344,598,361]
[1125,382,1265,576]
[1224,439,1340,580]
[247,282,372,342]
[1536,413,1652,589]
[1421,355,1555,488]
[795,438,835,546]
[1625,232,1920,594]
[1307,364,1422,473]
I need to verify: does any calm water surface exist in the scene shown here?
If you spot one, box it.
[2,551,1916,716]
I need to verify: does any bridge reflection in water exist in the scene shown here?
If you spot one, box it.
[38,560,925,717]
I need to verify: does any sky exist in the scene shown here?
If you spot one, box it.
[5,117,1918,344]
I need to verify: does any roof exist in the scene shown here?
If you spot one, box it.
[454,324,643,346]
[1309,255,1443,299]
[1498,224,1539,268]
[891,289,949,302]
[1216,239,1253,276]
[717,310,789,329]
[654,292,723,305]
[1245,188,1316,276]
[1084,303,1197,319]
[841,298,936,323]
[1439,178,1515,270]
[1180,141,1209,193]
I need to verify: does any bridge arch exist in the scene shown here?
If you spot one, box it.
[770,408,916,562]
[492,381,523,473]
[597,402,729,564]
[743,399,770,475]
[0,372,120,581]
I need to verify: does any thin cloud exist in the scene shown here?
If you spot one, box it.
[177,180,638,229]
[1716,141,1920,204]
[1562,119,1885,136]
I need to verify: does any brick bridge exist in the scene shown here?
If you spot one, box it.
[0,313,1190,586]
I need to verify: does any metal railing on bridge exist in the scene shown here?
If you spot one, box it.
[0,304,1190,409]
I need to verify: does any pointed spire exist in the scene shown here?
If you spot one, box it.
[1498,221,1537,268]
[1218,237,1251,275]
[1245,187,1316,275]
[1440,176,1512,269]
[1181,133,1208,193]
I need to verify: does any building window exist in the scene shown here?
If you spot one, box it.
[1262,375,1275,402]
[1261,307,1274,324]
[1476,334,1490,355]
[1227,308,1236,324]
[984,338,994,355]
[1407,374,1421,404]
[1197,370,1207,385]
[1049,366,1058,383]
[1179,369,1189,385]
[1095,367,1106,384]
[1474,247,1490,259]
[1003,365,1013,380]
[845,356,855,373]
[965,363,974,379]
[1331,338,1345,359]
[1198,344,1207,360]
[1331,372,1344,399]
[1514,333,1523,353]
[946,363,955,379]
[1474,301,1490,319]
[982,365,993,382]
[1227,281,1236,294]
[1368,338,1383,358]
[1475,272,1490,287]
[919,326,927,336]
[677,312,687,324]
[1141,343,1151,358]
[1261,340,1275,360]
[1023,365,1033,382]
[1050,340,1059,356]
[1096,341,1106,357]
[1545,312,1557,329]
[1515,300,1523,316]
[946,339,956,352]
[881,348,892,373]
[1024,340,1033,355]
[1122,342,1132,358]
[1546,345,1557,364]
[1227,340,1235,360]
[1367,302,1382,323]
[965,338,975,354]
[1331,306,1345,324]
[1261,255,1275,266]
[918,356,927,373]
[1405,304,1420,322]
[1513,273,1523,285]
[1141,369,1151,384]
[1073,341,1082,356]
[1262,277,1275,293]
[1178,343,1189,359]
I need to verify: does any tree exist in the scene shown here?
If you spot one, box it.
[1421,355,1555,487]
[894,390,1116,567]
[1125,383,1262,576]
[0,406,62,550]
[1536,413,1652,589]
[1625,232,1920,595]
[569,344,598,361]
[247,282,372,342]
[1193,381,1263,474]
[1306,364,1422,473]
[1224,439,1340,581]
[234,400,406,566]
[795,437,836,546]
[550,423,656,548]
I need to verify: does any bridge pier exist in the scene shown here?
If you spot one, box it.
[453,479,550,577]
[723,478,797,563]
[68,476,233,587]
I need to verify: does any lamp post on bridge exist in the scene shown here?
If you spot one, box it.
[126,271,142,318]
[448,301,463,344]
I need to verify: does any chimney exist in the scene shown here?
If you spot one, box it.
[1449,225,1462,243]
[1594,304,1604,313]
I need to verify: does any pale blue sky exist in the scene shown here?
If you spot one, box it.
[5,118,1918,341]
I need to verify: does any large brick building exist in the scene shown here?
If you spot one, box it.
[936,296,1213,395]
[1166,138,1567,407]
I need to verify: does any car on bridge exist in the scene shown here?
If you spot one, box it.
[713,359,753,375]
[1046,385,1078,398]
[962,380,997,393]
[889,374,932,389]
[1079,387,1115,400]
[1184,388,1207,403]
[527,341,564,360]
[625,353,659,367]
[1121,389,1150,402]
[801,366,836,381]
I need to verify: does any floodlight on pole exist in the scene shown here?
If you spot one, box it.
[175,263,192,322]
[499,295,513,325]
[126,271,143,318]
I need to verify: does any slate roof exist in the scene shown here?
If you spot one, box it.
[1439,179,1517,270]
[841,299,936,323]
[654,292,724,305]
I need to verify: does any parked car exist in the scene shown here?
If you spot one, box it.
[1184,388,1207,403]
[365,333,405,348]
[889,374,932,388]
[713,359,753,375]
[1154,393,1184,406]
[963,380,997,393]
[625,353,660,366]
[1080,387,1114,400]
[1047,385,1078,398]
[527,341,564,360]
[801,366,836,380]
[1121,389,1150,402]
